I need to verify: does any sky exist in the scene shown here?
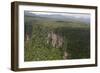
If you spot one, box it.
[27,11,90,19]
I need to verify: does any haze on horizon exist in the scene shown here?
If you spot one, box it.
[24,11,90,24]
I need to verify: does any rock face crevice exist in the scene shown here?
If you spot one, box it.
[47,31,68,59]
[47,31,64,48]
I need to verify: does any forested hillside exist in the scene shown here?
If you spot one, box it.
[24,11,90,61]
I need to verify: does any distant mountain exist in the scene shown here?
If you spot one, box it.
[24,11,37,17]
[24,11,90,24]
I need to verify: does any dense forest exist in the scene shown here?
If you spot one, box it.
[24,11,90,61]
